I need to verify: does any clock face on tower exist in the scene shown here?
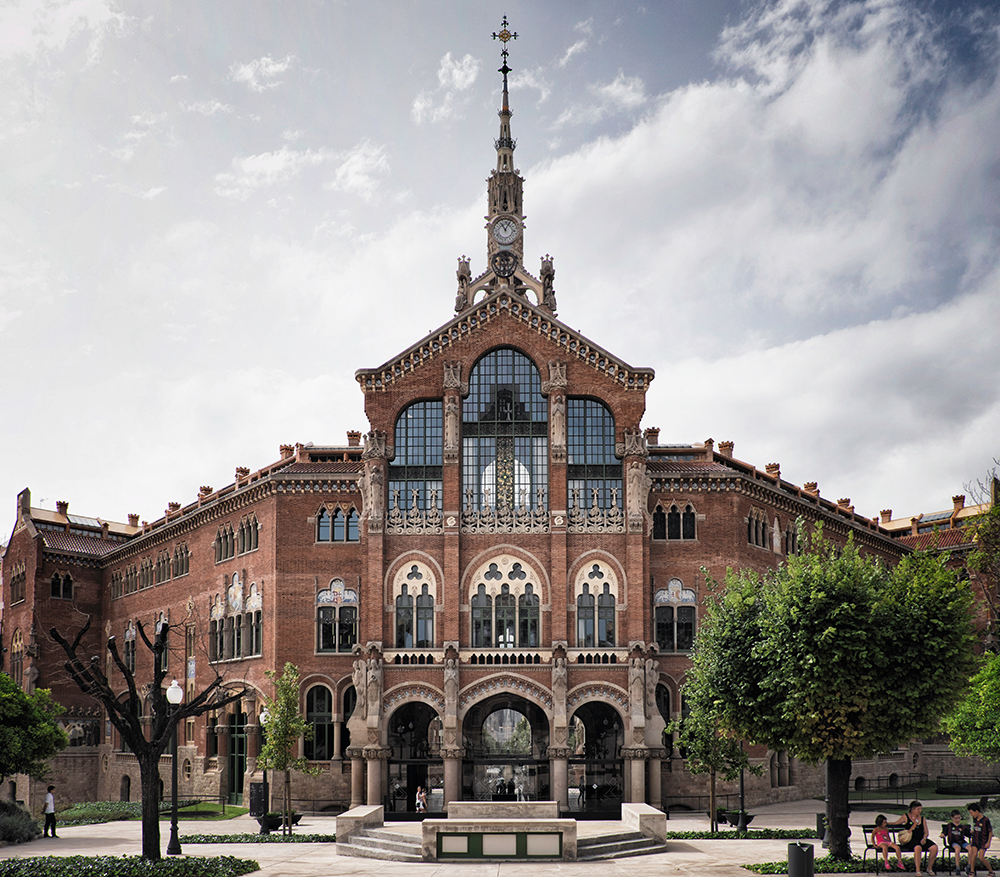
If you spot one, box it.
[491,216,521,245]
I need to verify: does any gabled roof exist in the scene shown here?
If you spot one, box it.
[355,288,654,394]
[39,530,123,557]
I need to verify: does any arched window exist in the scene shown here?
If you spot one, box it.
[124,621,137,673]
[415,584,434,648]
[652,506,666,540]
[316,580,359,653]
[668,505,681,539]
[683,504,696,539]
[10,629,24,686]
[50,573,73,599]
[472,583,492,647]
[495,584,516,648]
[304,686,334,760]
[463,349,548,513]
[317,508,331,541]
[389,400,443,514]
[597,584,616,647]
[567,398,619,511]
[395,585,414,648]
[518,584,539,647]
[577,584,595,647]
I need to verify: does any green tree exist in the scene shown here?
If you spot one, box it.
[0,672,68,780]
[670,657,760,832]
[966,479,1000,640]
[691,525,976,860]
[944,651,1000,761]
[50,617,247,860]
[257,663,319,835]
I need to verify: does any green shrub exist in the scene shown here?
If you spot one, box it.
[0,800,40,843]
[57,801,141,825]
[665,828,818,840]
[0,855,259,876]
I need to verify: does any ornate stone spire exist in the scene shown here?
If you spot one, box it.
[492,16,517,174]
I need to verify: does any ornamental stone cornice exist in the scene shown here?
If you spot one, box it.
[355,290,654,395]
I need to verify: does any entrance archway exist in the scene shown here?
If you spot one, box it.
[461,693,550,803]
[386,701,443,814]
[568,701,624,815]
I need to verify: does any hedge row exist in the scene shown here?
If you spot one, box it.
[0,855,259,877]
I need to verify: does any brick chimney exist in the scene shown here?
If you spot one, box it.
[644,427,660,446]
[765,463,781,479]
[167,501,181,516]
[199,486,213,497]
[880,509,892,524]
[803,481,819,496]
[235,466,250,480]
[718,441,734,459]
[952,495,965,513]
[703,438,714,460]
[128,513,140,527]
[347,430,362,447]
[837,498,854,514]
[280,444,294,459]
[56,500,69,516]
[910,516,920,536]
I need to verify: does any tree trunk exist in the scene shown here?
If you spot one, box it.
[825,757,852,861]
[284,767,292,836]
[709,765,717,833]
[138,752,163,861]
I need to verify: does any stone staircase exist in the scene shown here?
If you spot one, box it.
[337,825,423,862]
[576,829,667,860]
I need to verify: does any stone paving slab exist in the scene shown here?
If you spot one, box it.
[0,797,979,875]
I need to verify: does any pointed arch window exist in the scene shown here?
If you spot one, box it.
[518,583,539,647]
[317,506,360,542]
[237,514,259,555]
[654,503,698,541]
[50,573,73,600]
[654,579,697,652]
[389,400,443,514]
[575,561,618,648]
[462,348,548,514]
[577,584,595,647]
[415,585,434,648]
[567,398,620,511]
[468,559,539,649]
[472,583,493,648]
[11,628,24,686]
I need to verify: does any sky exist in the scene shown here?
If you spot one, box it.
[1,0,999,541]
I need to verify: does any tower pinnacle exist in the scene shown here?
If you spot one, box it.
[492,16,517,173]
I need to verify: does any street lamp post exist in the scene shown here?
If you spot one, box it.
[166,679,184,856]
[258,708,271,835]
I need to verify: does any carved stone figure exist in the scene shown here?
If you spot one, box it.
[443,361,463,390]
[352,657,368,717]
[445,398,460,453]
[627,461,649,517]
[362,463,384,520]
[550,394,566,450]
[629,656,645,714]
[552,655,568,721]
[366,655,383,720]
[455,257,471,312]
[645,656,659,713]
[547,359,567,388]
[444,657,459,709]
[540,255,556,311]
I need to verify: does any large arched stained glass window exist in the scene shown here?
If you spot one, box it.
[389,400,442,513]
[462,348,548,513]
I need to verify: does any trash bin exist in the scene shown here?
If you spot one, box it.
[788,842,814,877]
[248,782,265,818]
[816,812,826,840]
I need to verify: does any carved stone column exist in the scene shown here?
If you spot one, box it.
[441,748,465,806]
[622,747,647,803]
[332,721,342,762]
[347,747,365,808]
[647,748,666,809]
[548,747,570,811]
[364,747,388,806]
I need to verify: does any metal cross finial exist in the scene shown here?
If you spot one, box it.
[492,15,518,68]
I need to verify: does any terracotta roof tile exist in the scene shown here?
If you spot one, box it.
[41,531,122,556]
[895,528,974,550]
[647,461,732,474]
[282,462,363,474]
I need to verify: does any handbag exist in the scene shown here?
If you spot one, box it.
[898,829,912,845]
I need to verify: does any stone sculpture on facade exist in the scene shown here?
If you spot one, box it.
[455,256,471,312]
[444,398,460,458]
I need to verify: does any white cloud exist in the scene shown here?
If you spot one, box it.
[412,52,480,123]
[558,39,588,68]
[0,0,126,62]
[554,70,647,126]
[510,68,552,103]
[181,99,233,115]
[139,186,166,200]
[169,74,188,83]
[228,54,295,92]
[214,145,336,199]
[324,140,390,202]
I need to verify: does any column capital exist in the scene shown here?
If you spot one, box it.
[440,747,466,760]
[545,746,572,759]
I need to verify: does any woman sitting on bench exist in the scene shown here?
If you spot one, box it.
[891,801,939,876]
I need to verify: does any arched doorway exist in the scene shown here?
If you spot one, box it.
[461,693,550,804]
[385,701,443,815]
[568,701,624,816]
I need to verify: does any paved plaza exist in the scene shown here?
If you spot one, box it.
[0,798,976,875]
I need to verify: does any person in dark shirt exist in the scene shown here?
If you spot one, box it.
[941,810,969,875]
[968,803,993,877]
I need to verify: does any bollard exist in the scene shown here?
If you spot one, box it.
[815,813,826,841]
[788,842,814,877]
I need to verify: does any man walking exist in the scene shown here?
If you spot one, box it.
[43,785,57,837]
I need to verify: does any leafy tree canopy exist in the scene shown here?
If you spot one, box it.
[944,651,1000,762]
[0,672,67,779]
